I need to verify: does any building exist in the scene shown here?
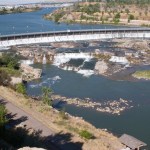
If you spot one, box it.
[119,134,147,150]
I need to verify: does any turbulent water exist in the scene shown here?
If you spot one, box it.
[53,52,94,77]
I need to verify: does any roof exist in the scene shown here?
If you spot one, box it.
[119,134,147,149]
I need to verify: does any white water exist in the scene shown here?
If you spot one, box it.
[77,69,94,77]
[53,52,94,77]
[0,46,10,51]
[43,54,47,64]
[29,75,61,88]
[53,52,93,66]
[20,59,34,65]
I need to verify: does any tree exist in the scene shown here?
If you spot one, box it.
[128,14,134,22]
[16,83,26,95]
[42,87,53,106]
[0,104,8,133]
[1,53,19,70]
[0,70,11,86]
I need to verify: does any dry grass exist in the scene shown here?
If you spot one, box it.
[0,86,124,150]
[45,2,150,26]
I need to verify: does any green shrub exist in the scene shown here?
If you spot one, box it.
[79,130,94,139]
[42,86,53,106]
[16,83,26,95]
[0,104,8,128]
[0,70,11,86]
[128,14,134,22]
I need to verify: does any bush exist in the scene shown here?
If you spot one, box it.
[42,86,53,106]
[16,83,26,95]
[54,12,64,22]
[79,130,94,139]
[0,104,8,128]
[0,53,19,70]
[114,13,120,19]
[0,70,11,86]
[128,14,135,22]
[128,14,134,20]
[59,108,68,120]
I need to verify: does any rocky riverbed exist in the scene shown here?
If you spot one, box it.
[11,39,150,81]
[51,95,133,115]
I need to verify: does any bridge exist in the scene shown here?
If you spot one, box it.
[0,28,150,48]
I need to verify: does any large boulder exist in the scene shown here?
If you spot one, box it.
[20,64,42,81]
[94,61,108,74]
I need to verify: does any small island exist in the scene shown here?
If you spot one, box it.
[44,0,150,26]
[133,70,150,80]
[0,5,40,15]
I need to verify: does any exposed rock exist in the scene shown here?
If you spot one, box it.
[114,39,150,51]
[94,61,108,74]
[51,42,81,48]
[52,94,133,115]
[20,64,42,81]
[11,77,22,85]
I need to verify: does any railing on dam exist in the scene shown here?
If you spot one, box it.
[0,28,150,41]
[0,28,150,47]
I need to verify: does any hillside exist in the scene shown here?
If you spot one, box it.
[44,0,150,26]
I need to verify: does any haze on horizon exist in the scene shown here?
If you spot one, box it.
[0,0,77,5]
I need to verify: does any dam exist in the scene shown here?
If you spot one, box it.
[0,28,150,48]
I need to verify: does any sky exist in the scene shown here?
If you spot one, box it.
[0,0,46,5]
[0,0,76,5]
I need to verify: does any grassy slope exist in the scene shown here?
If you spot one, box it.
[0,86,123,150]
[0,67,21,77]
[44,2,150,26]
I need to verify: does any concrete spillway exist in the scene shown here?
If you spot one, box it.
[0,29,150,48]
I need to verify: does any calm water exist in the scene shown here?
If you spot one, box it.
[0,8,150,148]
[0,8,133,35]
[26,64,150,148]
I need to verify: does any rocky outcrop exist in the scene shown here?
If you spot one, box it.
[52,94,133,115]
[11,77,22,85]
[20,64,42,81]
[94,61,108,75]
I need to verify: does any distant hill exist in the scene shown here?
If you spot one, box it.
[0,0,77,5]
[44,0,150,26]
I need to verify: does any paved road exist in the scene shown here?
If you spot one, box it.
[0,96,83,150]
[0,96,59,150]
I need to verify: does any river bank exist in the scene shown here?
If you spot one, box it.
[0,6,41,15]
[0,86,124,150]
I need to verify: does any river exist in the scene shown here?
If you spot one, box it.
[0,8,133,35]
[0,8,150,148]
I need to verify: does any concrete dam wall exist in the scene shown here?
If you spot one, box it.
[0,29,150,48]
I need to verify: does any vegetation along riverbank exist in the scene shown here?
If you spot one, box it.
[0,5,40,15]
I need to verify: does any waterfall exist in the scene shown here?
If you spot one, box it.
[53,53,93,66]
[20,59,34,65]
[43,54,47,64]
[53,52,94,77]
